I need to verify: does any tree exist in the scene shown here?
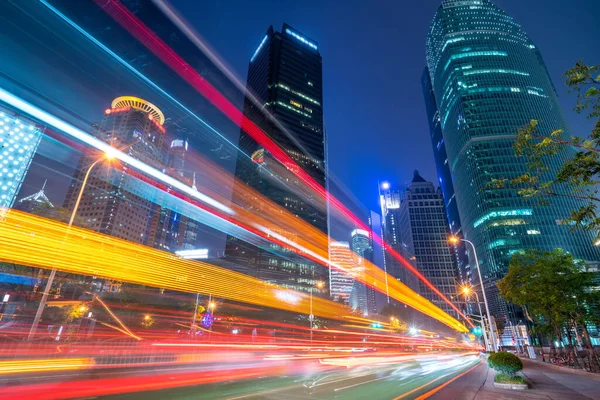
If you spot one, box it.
[497,249,599,355]
[491,62,600,238]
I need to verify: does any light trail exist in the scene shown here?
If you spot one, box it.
[90,0,471,325]
[0,358,94,375]
[0,83,466,329]
[0,88,232,216]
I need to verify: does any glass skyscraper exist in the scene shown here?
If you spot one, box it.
[426,0,600,318]
[422,69,470,284]
[225,24,328,293]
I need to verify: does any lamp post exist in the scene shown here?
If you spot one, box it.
[309,281,324,344]
[450,236,498,351]
[28,150,116,340]
[462,286,490,351]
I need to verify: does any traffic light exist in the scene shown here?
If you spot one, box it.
[370,322,383,329]
[472,326,483,335]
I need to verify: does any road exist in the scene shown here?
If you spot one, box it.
[94,356,481,400]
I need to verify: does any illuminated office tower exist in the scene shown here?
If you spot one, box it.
[350,229,372,315]
[378,182,416,289]
[0,108,42,209]
[329,241,357,305]
[64,96,170,245]
[421,69,470,284]
[426,0,600,317]
[226,24,328,292]
[398,170,460,319]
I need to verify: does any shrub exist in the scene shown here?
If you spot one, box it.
[488,352,523,376]
[494,373,525,384]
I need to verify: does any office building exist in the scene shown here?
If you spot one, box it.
[379,182,418,290]
[0,108,43,209]
[350,229,372,315]
[421,68,470,283]
[398,170,461,319]
[425,0,600,317]
[329,241,357,305]
[225,24,328,292]
[64,96,174,247]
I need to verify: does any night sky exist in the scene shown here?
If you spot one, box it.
[170,0,600,212]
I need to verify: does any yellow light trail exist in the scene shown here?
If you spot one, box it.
[0,358,94,375]
[0,209,467,331]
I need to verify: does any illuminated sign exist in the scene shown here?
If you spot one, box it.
[474,209,532,228]
[251,149,265,164]
[285,28,317,50]
[104,106,131,115]
[250,35,268,62]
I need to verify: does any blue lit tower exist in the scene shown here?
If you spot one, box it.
[426,0,600,318]
[0,107,42,209]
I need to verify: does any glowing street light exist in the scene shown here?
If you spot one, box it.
[208,302,216,310]
[29,149,118,340]
[381,182,390,190]
[144,314,151,321]
[79,305,87,312]
[449,236,498,352]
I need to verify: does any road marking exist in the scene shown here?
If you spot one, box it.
[393,361,480,400]
[225,382,304,400]
[333,375,392,392]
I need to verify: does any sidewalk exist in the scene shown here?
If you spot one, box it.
[428,357,600,400]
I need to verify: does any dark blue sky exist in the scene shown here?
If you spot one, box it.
[172,0,599,212]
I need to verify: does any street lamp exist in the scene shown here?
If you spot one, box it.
[449,236,498,351]
[309,281,324,344]
[461,286,490,351]
[28,150,117,340]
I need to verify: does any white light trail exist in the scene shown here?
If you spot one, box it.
[0,87,233,215]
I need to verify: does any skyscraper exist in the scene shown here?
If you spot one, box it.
[350,229,373,315]
[398,170,461,319]
[225,24,328,292]
[329,241,357,305]
[421,69,470,284]
[379,182,417,290]
[65,97,174,248]
[425,0,600,317]
[0,107,42,209]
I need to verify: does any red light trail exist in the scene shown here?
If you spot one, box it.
[91,0,471,325]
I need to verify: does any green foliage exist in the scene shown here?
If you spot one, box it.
[494,373,525,384]
[488,352,523,376]
[490,61,600,238]
[497,249,599,342]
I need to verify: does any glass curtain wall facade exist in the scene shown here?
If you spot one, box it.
[426,0,600,318]
[225,24,328,293]
[421,68,470,284]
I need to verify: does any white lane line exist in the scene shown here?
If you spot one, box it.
[334,375,392,392]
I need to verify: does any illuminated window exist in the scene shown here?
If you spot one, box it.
[290,100,303,108]
[526,229,541,235]
[443,51,508,71]
[474,209,532,228]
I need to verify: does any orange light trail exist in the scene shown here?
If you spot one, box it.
[91,0,471,324]
[0,358,94,375]
[0,208,467,331]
